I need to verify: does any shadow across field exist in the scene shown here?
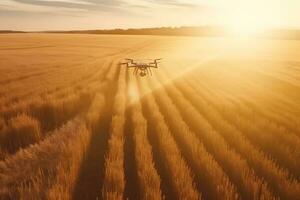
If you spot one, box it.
[72,112,111,200]
[152,87,216,200]
[124,70,140,199]
[139,92,176,200]
[72,66,121,200]
[123,105,140,199]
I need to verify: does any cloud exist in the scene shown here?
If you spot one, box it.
[148,0,197,8]
[0,0,214,31]
[12,0,125,10]
[2,0,208,13]
[0,0,86,13]
[126,0,211,18]
[38,0,94,5]
[1,1,73,12]
[0,0,211,21]
[0,0,130,14]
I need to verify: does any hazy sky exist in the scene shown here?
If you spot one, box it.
[0,0,300,31]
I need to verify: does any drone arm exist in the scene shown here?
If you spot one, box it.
[149,64,158,68]
[119,62,129,67]
[149,59,161,68]
[127,64,137,68]
[125,58,138,65]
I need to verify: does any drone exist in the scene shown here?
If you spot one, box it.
[119,58,161,77]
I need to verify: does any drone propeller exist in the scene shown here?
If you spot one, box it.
[149,58,162,64]
[144,58,162,60]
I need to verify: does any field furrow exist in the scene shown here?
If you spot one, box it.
[184,76,300,179]
[139,78,201,200]
[102,66,127,200]
[172,76,300,199]
[126,75,162,200]
[148,76,239,200]
[156,72,277,200]
[191,70,300,135]
[73,60,120,200]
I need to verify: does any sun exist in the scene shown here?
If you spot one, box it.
[221,1,276,37]
[227,15,267,36]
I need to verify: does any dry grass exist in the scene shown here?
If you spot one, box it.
[1,114,41,154]
[129,77,162,200]
[140,80,201,200]
[175,78,300,199]
[0,92,107,199]
[188,77,300,177]
[102,67,127,200]
[157,72,277,199]
[149,77,239,200]
[0,120,88,199]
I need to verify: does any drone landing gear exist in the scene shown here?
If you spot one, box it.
[133,68,138,75]
[131,66,155,77]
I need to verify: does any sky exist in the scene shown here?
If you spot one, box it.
[0,0,300,31]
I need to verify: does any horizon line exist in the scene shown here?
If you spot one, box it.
[1,25,300,33]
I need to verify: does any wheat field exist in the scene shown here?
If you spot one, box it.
[0,33,299,200]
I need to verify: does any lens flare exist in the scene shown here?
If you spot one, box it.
[127,82,140,104]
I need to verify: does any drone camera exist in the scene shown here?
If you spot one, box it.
[140,72,146,77]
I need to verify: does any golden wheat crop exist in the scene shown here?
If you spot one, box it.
[0,34,299,200]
